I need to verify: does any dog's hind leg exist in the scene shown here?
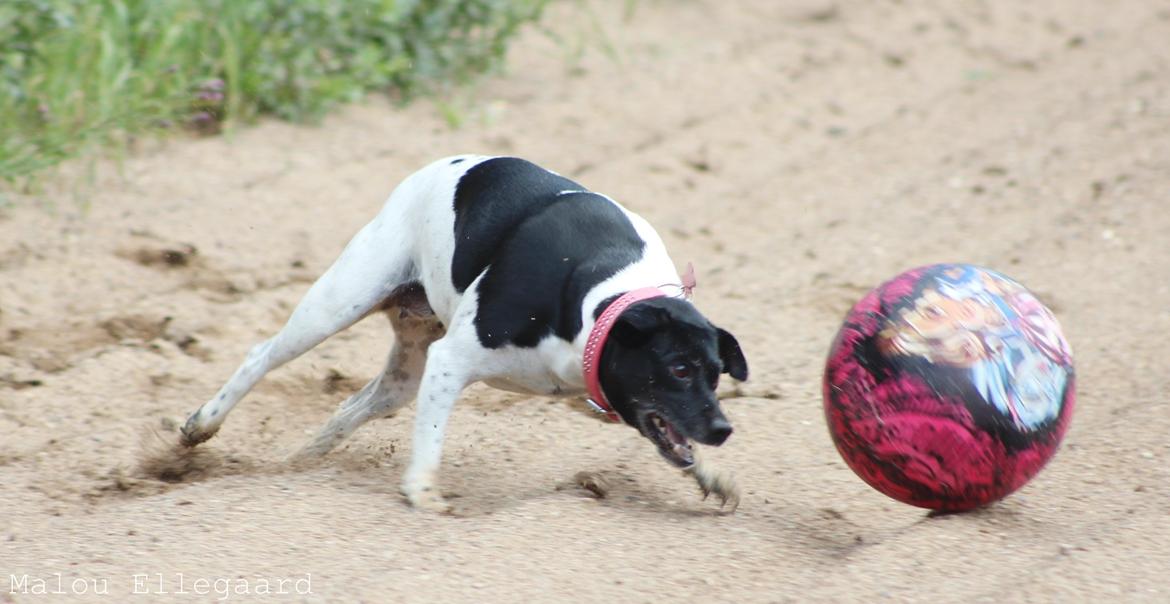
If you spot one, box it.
[291,288,445,460]
[180,216,416,447]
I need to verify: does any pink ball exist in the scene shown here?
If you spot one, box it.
[823,264,1075,511]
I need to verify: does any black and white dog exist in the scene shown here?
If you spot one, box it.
[181,156,749,513]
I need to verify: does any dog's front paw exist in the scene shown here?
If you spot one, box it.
[400,476,453,514]
[406,488,453,514]
[690,464,741,514]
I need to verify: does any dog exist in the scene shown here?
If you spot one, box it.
[180,155,749,513]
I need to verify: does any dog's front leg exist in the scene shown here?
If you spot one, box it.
[400,338,471,513]
[686,446,741,513]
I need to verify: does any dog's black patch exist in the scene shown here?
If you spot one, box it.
[451,158,584,291]
[452,158,644,348]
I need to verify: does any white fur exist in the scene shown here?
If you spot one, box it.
[182,156,719,513]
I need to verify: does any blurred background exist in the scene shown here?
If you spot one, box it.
[1,0,547,180]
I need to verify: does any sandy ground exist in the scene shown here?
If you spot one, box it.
[2,0,1170,601]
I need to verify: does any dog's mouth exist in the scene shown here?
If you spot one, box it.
[642,412,694,468]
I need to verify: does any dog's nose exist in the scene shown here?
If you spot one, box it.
[707,417,733,446]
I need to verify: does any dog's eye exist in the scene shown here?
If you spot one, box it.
[670,363,691,379]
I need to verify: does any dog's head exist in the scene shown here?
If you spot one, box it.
[598,297,749,468]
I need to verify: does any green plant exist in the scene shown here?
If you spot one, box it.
[0,0,548,182]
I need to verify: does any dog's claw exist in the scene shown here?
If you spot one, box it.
[404,489,453,514]
[179,414,216,448]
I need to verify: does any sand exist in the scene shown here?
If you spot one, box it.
[2,0,1168,601]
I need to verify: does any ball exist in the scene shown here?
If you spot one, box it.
[823,264,1075,511]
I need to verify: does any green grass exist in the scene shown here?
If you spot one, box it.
[0,0,548,182]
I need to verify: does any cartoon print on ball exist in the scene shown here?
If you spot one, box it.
[823,264,1075,511]
[877,265,1073,432]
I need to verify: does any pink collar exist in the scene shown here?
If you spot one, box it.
[582,287,667,423]
[581,264,697,423]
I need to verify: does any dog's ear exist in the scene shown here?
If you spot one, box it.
[716,327,749,381]
[611,303,668,347]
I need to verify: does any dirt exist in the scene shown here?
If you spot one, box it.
[2,0,1169,601]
